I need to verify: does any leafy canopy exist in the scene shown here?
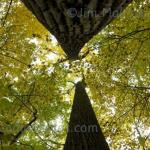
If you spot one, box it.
[0,0,150,149]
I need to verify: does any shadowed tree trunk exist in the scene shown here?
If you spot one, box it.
[64,81,109,150]
[21,0,132,59]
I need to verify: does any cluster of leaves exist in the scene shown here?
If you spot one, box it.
[0,0,149,150]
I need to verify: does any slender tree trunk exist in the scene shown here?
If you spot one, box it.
[64,81,110,150]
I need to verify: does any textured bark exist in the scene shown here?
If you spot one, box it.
[64,81,110,150]
[21,0,132,59]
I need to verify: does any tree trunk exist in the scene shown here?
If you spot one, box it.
[21,0,132,59]
[64,81,109,150]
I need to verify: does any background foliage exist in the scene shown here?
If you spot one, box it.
[0,0,150,149]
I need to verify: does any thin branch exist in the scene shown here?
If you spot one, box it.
[114,81,150,91]
[101,28,150,45]
[8,83,38,145]
[10,112,37,145]
[1,0,13,27]
[16,141,34,150]
[9,82,37,114]
[12,94,35,114]
[0,140,3,150]
[31,126,59,149]
[111,28,150,40]
[107,98,142,128]
[125,86,150,90]
[79,49,90,59]
[0,52,29,66]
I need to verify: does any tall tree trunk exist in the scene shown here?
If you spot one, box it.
[21,0,132,59]
[64,81,109,150]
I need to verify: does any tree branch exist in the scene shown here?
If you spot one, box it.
[1,0,13,27]
[10,112,37,145]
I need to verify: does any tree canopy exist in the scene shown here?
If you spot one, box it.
[0,0,150,149]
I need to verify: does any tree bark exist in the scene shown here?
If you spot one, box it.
[64,81,109,150]
[21,0,133,59]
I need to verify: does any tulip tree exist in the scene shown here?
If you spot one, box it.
[0,0,149,149]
